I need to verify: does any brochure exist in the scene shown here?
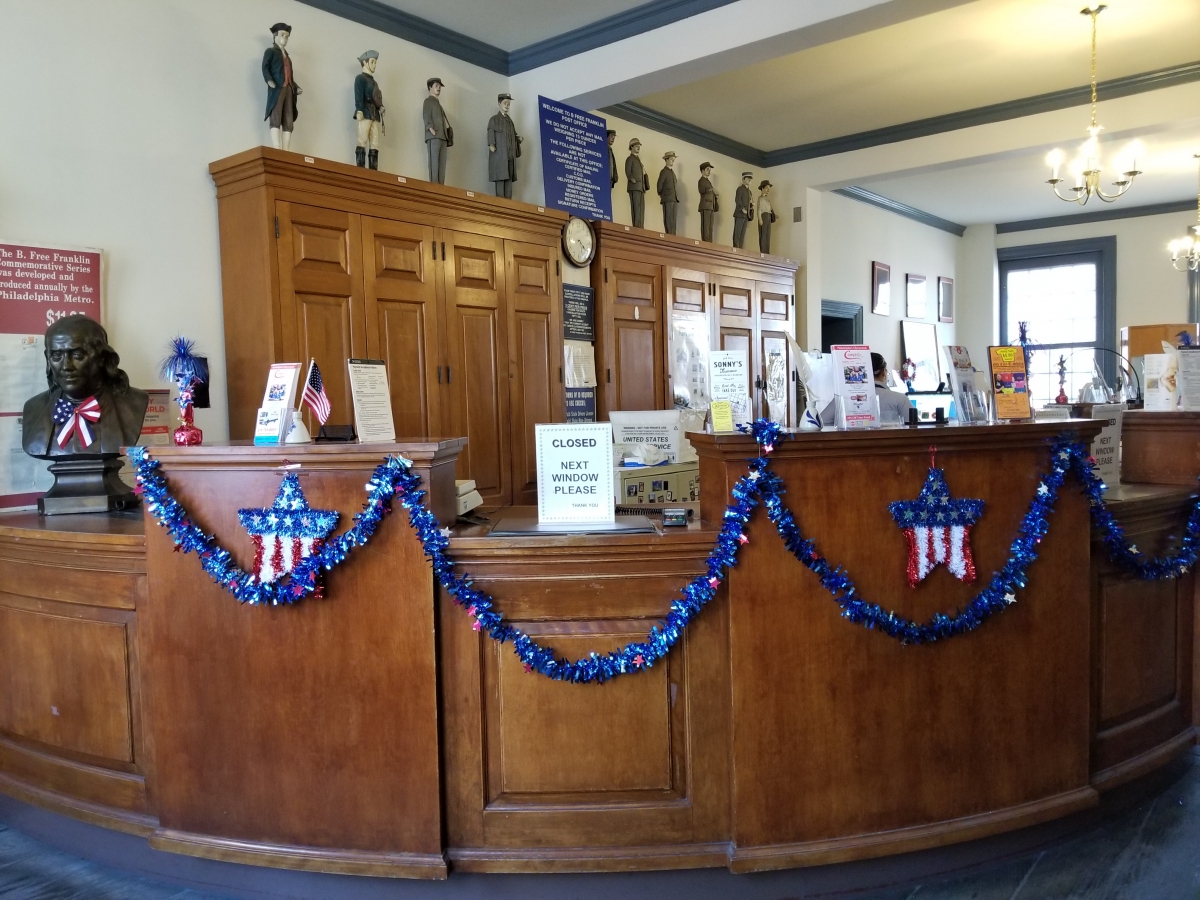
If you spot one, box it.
[831,345,878,429]
[987,346,1032,420]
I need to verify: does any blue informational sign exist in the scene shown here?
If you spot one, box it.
[565,387,597,422]
[538,96,613,221]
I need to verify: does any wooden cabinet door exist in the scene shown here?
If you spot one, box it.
[598,257,663,417]
[275,202,366,429]
[362,217,443,439]
[757,283,795,426]
[715,275,757,418]
[505,242,563,507]
[442,231,510,507]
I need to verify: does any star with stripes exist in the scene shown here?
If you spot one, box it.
[889,467,984,588]
[237,475,338,584]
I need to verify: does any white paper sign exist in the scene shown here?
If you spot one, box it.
[535,423,614,524]
[563,340,597,388]
[832,344,878,429]
[708,350,751,424]
[1089,403,1123,486]
[1179,349,1200,411]
[347,358,396,443]
[1143,354,1176,411]
[261,362,301,410]
[610,409,683,463]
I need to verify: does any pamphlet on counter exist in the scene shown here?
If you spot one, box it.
[987,346,1032,420]
[831,345,878,428]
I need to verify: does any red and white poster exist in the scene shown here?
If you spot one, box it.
[0,240,103,508]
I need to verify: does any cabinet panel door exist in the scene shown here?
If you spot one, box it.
[716,276,758,418]
[757,283,795,426]
[443,231,510,507]
[362,218,442,439]
[505,242,563,507]
[665,267,713,410]
[276,203,365,427]
[599,258,663,417]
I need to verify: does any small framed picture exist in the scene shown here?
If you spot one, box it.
[938,277,954,323]
[906,274,927,319]
[871,261,891,315]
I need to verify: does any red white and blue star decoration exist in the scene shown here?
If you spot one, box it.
[889,462,984,588]
[237,475,339,584]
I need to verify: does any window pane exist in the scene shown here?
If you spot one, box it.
[1025,347,1097,408]
[1005,263,1097,345]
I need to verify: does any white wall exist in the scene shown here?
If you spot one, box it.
[0,0,508,440]
[817,191,958,372]
[955,224,998,366]
[994,211,1196,332]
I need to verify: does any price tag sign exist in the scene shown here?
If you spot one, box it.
[535,422,613,524]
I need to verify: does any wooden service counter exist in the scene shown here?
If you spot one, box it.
[0,420,1195,880]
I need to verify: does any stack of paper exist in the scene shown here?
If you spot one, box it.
[455,480,482,515]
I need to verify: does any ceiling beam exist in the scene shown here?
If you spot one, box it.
[996,199,1197,234]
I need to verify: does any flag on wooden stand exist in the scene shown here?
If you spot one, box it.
[301,359,331,425]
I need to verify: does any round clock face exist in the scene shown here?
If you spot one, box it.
[562,217,595,266]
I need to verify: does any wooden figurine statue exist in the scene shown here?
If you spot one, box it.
[757,180,776,254]
[607,130,618,190]
[698,162,717,243]
[487,93,522,198]
[354,51,384,170]
[22,316,148,515]
[657,151,679,235]
[262,23,300,151]
[733,171,754,249]
[423,77,451,184]
[625,138,646,228]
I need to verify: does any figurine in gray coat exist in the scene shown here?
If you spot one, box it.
[262,23,300,151]
[732,172,754,249]
[423,77,450,184]
[657,151,679,235]
[487,93,522,199]
[625,138,646,228]
[698,162,717,243]
[757,180,776,254]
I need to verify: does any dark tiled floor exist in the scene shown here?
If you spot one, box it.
[1,748,1198,899]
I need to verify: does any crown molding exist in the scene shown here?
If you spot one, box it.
[600,102,765,166]
[509,0,739,74]
[996,199,1197,234]
[297,0,739,76]
[832,187,966,236]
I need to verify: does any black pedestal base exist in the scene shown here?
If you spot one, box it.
[38,456,140,516]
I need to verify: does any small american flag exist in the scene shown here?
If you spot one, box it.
[301,360,331,425]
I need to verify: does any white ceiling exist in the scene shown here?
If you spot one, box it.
[371,0,659,52]
[857,123,1200,226]
[634,0,1200,151]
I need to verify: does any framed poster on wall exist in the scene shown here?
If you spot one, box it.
[906,274,926,319]
[871,261,890,315]
[939,277,955,323]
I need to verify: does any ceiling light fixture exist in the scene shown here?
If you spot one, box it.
[1168,155,1200,272]
[1045,5,1141,205]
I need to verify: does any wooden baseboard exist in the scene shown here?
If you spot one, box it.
[149,828,447,880]
[729,786,1099,873]
[0,771,156,836]
[448,841,731,873]
[1090,727,1198,793]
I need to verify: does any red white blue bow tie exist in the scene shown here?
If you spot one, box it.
[52,396,101,449]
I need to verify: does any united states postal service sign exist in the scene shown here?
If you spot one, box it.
[535,422,614,524]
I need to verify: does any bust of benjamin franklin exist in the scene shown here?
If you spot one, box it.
[21,316,149,460]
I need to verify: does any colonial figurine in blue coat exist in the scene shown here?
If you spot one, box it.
[262,23,300,151]
[487,94,522,199]
[354,51,384,170]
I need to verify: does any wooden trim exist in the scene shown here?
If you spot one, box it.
[593,221,798,274]
[448,841,731,873]
[1090,727,1197,793]
[728,787,1099,873]
[1123,410,1200,433]
[150,828,448,879]
[0,771,156,837]
[148,438,466,468]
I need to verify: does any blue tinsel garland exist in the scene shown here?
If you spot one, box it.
[128,422,1199,682]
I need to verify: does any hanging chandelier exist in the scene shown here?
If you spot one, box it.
[1168,155,1200,272]
[1044,5,1141,205]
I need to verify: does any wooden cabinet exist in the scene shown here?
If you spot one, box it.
[211,148,567,507]
[591,223,798,424]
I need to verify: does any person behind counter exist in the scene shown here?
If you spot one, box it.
[821,352,912,426]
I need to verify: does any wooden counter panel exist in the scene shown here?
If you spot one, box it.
[1090,486,1196,783]
[696,430,1095,859]
[440,539,731,864]
[0,604,132,763]
[1121,411,1200,486]
[141,460,443,868]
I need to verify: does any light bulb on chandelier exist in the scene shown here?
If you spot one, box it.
[1044,5,1142,205]
[1168,154,1200,273]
